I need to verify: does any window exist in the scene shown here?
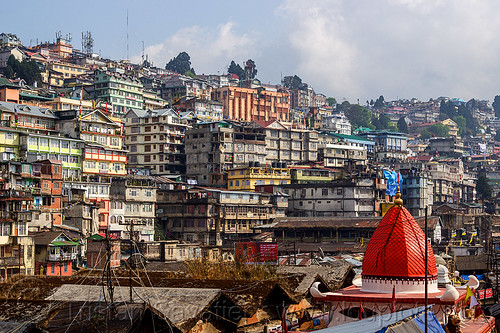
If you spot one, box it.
[145,136,151,142]
[129,145,137,152]
[322,189,328,196]
[98,162,108,170]
[144,156,151,162]
[84,161,95,169]
[51,264,55,274]
[50,140,58,148]
[39,138,48,146]
[145,145,151,152]
[145,126,151,132]
[5,132,14,140]
[64,261,68,273]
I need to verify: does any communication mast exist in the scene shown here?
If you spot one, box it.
[81,31,94,55]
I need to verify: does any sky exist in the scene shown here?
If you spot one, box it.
[4,0,500,103]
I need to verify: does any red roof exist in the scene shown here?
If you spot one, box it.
[362,205,437,279]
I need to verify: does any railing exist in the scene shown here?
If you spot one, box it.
[48,253,77,261]
[0,256,22,266]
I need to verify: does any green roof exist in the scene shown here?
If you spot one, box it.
[88,234,105,241]
[51,241,79,246]
[19,92,53,101]
[329,133,374,143]
[0,78,19,89]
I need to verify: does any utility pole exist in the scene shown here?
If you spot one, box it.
[129,221,134,303]
[424,206,428,333]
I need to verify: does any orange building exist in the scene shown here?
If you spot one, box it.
[33,160,63,225]
[214,86,290,122]
[0,78,20,103]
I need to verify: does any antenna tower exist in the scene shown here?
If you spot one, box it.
[81,31,94,55]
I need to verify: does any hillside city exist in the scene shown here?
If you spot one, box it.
[0,31,499,332]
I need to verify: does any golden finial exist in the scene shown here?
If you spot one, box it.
[394,186,403,206]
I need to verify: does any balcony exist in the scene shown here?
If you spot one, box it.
[0,189,33,200]
[0,256,23,267]
[48,252,77,261]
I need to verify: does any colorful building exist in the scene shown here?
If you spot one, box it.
[94,69,144,117]
[214,86,289,122]
[227,165,291,191]
[32,231,78,276]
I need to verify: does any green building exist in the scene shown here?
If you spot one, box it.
[94,69,144,117]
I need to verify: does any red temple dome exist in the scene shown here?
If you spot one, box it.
[361,201,438,293]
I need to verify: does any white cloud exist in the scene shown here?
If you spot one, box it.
[132,22,256,74]
[278,0,500,102]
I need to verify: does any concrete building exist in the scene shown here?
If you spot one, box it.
[282,174,387,217]
[176,98,223,122]
[251,120,319,165]
[109,176,156,241]
[427,137,465,157]
[57,109,127,233]
[125,108,188,176]
[157,188,276,246]
[94,69,144,117]
[160,76,212,104]
[227,165,291,191]
[357,130,408,161]
[214,86,289,122]
[398,163,434,217]
[321,112,352,135]
[185,121,266,187]
[0,161,36,278]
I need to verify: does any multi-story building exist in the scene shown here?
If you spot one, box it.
[0,77,20,103]
[357,130,408,161]
[398,163,434,217]
[125,108,188,176]
[0,33,21,48]
[321,112,352,135]
[0,161,35,277]
[109,176,156,241]
[427,162,462,205]
[30,37,73,59]
[0,102,58,133]
[289,166,338,184]
[94,69,144,117]
[31,159,64,228]
[176,98,223,122]
[160,76,212,104]
[427,137,465,157]
[143,89,168,110]
[48,62,87,80]
[227,165,291,191]
[214,86,289,122]
[282,173,387,217]
[318,139,368,170]
[57,109,126,232]
[157,188,275,246]
[32,231,78,276]
[251,120,318,165]
[20,132,83,179]
[185,121,266,186]
[49,96,93,111]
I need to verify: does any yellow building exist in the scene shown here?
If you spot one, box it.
[441,118,459,137]
[227,165,291,191]
[0,128,19,161]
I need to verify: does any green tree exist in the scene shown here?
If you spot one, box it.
[326,97,337,106]
[340,102,374,129]
[228,60,245,80]
[374,95,385,108]
[397,116,408,133]
[452,116,466,136]
[493,95,500,118]
[165,51,195,75]
[3,56,41,85]
[428,123,450,137]
[476,171,492,199]
[282,75,302,89]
